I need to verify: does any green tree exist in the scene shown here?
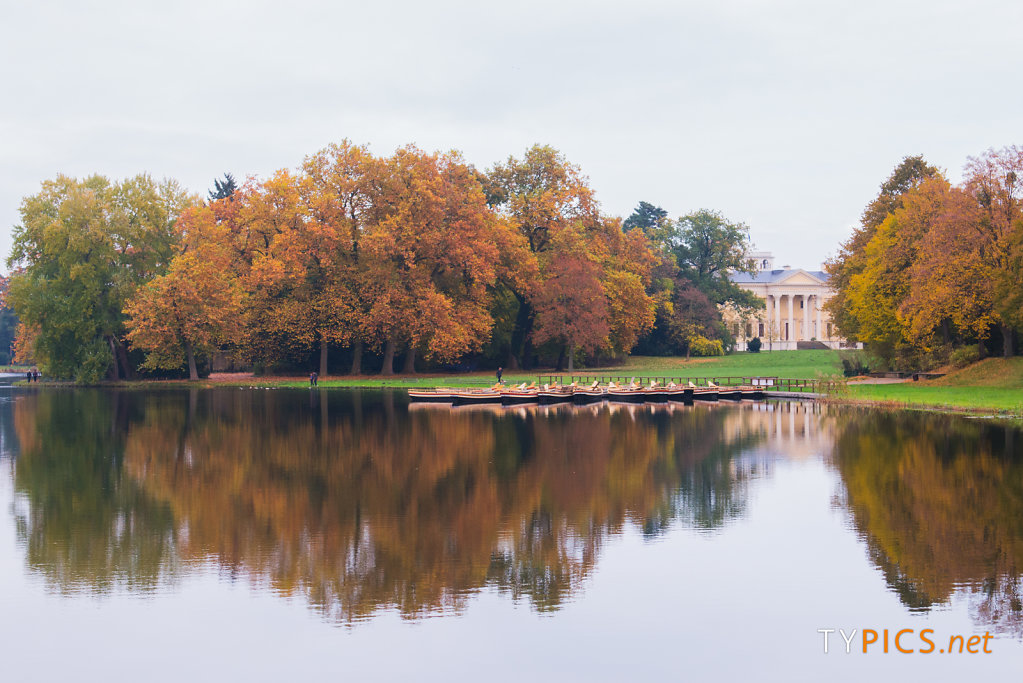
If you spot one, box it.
[664,209,759,308]
[623,201,667,234]
[6,174,193,382]
[208,173,237,201]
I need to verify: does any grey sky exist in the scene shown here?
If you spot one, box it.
[3,0,1021,272]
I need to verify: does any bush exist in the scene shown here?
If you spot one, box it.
[949,345,980,368]
[690,336,724,357]
[746,337,762,353]
[840,351,870,377]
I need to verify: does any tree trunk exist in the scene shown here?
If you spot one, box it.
[350,339,363,375]
[555,345,565,372]
[381,338,395,375]
[567,343,574,373]
[319,336,328,377]
[1002,324,1016,358]
[402,346,416,374]
[184,339,198,380]
[107,336,121,381]
[113,337,134,380]
[941,319,952,344]
[509,294,533,370]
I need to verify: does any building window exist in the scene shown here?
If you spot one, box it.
[758,322,764,337]
[800,299,804,309]
[785,322,789,340]
[827,322,833,339]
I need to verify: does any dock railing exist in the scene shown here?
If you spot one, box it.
[535,375,841,393]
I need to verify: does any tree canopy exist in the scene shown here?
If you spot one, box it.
[5,142,772,380]
[827,147,1023,368]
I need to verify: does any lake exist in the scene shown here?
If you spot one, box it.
[1,383,1021,681]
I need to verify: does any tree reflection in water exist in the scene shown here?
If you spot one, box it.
[832,408,1023,636]
[10,389,766,622]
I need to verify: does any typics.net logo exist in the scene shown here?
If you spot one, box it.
[818,628,994,654]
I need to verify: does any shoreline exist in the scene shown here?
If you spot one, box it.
[10,375,1021,420]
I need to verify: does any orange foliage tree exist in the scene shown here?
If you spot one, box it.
[124,205,244,379]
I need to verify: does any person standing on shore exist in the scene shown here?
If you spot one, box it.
[310,371,318,387]
[496,367,503,384]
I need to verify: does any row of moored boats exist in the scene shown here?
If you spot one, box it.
[409,380,766,406]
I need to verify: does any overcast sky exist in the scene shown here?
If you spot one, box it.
[2,0,1021,272]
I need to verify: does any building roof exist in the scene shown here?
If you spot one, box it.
[728,269,830,284]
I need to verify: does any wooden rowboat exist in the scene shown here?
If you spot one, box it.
[451,386,504,406]
[607,380,645,403]
[408,388,456,403]
[537,383,574,404]
[572,380,606,404]
[501,382,539,405]
[689,381,718,401]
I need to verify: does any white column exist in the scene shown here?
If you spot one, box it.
[817,294,824,341]
[803,294,810,340]
[773,294,780,344]
[787,294,794,346]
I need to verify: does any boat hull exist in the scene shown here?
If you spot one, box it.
[692,390,718,401]
[408,391,455,403]
[663,389,694,402]
[501,392,539,405]
[537,391,574,405]
[607,390,645,403]
[572,390,606,405]
[452,392,503,406]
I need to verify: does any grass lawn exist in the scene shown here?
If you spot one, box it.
[198,350,846,389]
[591,350,845,380]
[843,358,1023,416]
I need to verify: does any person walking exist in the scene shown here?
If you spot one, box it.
[496,367,503,384]
[310,371,318,387]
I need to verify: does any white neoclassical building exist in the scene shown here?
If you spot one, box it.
[726,251,857,351]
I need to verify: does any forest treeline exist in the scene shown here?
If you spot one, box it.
[4,143,758,382]
[826,147,1023,370]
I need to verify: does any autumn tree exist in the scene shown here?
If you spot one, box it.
[301,141,381,375]
[124,205,245,380]
[7,174,192,382]
[486,145,598,368]
[900,181,992,350]
[531,228,609,371]
[826,156,939,340]
[362,147,511,374]
[963,146,1023,356]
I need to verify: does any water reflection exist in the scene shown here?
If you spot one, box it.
[12,388,1021,635]
[831,409,1023,635]
[10,389,771,622]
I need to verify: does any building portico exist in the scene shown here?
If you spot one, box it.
[727,252,857,351]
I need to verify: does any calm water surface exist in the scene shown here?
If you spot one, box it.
[1,383,1022,681]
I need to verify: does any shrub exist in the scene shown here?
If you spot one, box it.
[949,345,980,368]
[746,337,762,353]
[840,351,870,377]
[690,336,724,357]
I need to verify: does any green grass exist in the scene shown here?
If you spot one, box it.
[588,350,845,380]
[227,350,845,389]
[841,358,1023,416]
[843,385,1023,415]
